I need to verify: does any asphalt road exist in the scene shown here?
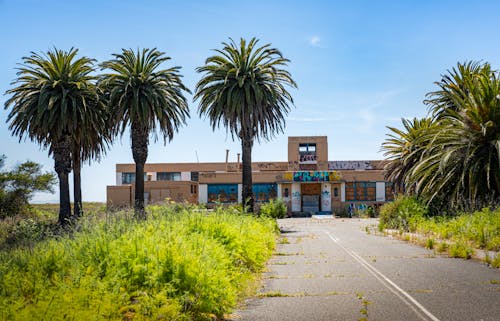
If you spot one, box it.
[230,217,500,321]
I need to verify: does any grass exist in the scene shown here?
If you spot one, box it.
[0,203,277,320]
[379,199,500,254]
[415,208,500,252]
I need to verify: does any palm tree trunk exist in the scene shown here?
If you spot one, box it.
[241,135,254,213]
[131,122,149,219]
[72,145,82,219]
[53,136,72,225]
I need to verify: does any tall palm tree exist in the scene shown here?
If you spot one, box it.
[195,38,297,213]
[99,48,190,218]
[71,87,110,218]
[5,48,100,225]
[418,63,500,208]
[383,61,500,211]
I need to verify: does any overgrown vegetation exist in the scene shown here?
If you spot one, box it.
[378,195,427,232]
[0,204,277,320]
[379,195,500,253]
[259,199,287,219]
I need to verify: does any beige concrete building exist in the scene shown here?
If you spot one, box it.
[107,136,394,214]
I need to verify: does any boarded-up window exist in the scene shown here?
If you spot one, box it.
[345,182,376,201]
[208,184,238,203]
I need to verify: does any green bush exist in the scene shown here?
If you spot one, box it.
[259,199,287,219]
[448,242,474,259]
[0,204,277,320]
[379,195,427,232]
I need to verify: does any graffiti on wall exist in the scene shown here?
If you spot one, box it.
[283,171,341,182]
[328,161,374,170]
[299,153,318,163]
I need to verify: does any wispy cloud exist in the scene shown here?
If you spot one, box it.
[309,35,321,47]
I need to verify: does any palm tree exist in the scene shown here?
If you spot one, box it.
[418,63,500,208]
[195,38,297,213]
[383,61,500,211]
[71,88,110,218]
[5,48,100,225]
[99,48,190,218]
[382,117,436,193]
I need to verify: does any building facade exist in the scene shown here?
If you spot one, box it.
[107,136,394,214]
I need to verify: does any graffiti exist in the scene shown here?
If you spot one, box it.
[288,161,300,171]
[292,171,341,182]
[256,162,287,170]
[299,153,318,163]
[328,161,374,170]
[321,187,331,211]
[292,191,301,199]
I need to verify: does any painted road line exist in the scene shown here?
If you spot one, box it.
[326,231,441,321]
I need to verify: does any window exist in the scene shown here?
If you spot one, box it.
[299,143,317,163]
[333,187,338,197]
[208,184,238,203]
[345,182,376,201]
[284,188,289,198]
[157,172,181,181]
[122,173,148,184]
[253,183,278,202]
[122,172,135,184]
[191,184,197,194]
[191,171,199,182]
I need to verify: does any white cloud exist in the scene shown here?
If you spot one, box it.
[309,35,321,47]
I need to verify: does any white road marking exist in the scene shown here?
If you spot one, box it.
[326,231,441,321]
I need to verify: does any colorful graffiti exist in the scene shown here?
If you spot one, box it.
[283,171,341,182]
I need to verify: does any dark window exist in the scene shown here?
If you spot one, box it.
[284,188,289,198]
[345,182,376,201]
[334,187,338,197]
[191,171,199,182]
[122,172,135,184]
[157,172,181,181]
[122,172,148,184]
[191,184,197,194]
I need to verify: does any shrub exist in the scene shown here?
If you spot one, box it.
[259,199,287,219]
[448,242,474,259]
[0,204,278,320]
[379,195,427,232]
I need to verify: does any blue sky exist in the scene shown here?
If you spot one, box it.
[1,0,500,202]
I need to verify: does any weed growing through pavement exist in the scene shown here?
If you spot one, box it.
[356,292,372,321]
[279,237,290,244]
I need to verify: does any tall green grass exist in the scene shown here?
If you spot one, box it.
[379,196,500,252]
[0,204,277,320]
[415,208,500,252]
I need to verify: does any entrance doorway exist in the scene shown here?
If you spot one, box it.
[301,183,321,212]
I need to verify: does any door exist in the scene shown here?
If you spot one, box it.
[302,195,319,212]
